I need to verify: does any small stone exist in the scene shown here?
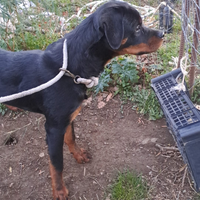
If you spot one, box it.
[39,152,45,158]
[151,138,158,143]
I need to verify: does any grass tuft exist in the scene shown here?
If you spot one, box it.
[108,171,148,200]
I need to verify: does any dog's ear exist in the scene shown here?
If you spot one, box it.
[101,10,124,50]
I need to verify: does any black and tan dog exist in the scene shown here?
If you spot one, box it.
[0,1,164,199]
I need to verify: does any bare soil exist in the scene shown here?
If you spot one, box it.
[0,94,198,200]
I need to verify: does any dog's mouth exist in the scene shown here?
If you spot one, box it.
[136,51,149,55]
[116,37,163,56]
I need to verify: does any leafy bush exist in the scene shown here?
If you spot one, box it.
[95,57,139,95]
[15,30,60,50]
[95,57,163,120]
[111,57,139,97]
[0,0,81,51]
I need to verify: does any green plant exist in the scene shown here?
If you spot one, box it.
[95,57,139,96]
[131,86,163,120]
[193,193,200,200]
[108,170,148,200]
[0,103,7,116]
[0,0,61,51]
[95,67,112,94]
[157,35,180,72]
[96,57,163,120]
[15,29,59,50]
[191,79,200,104]
[111,57,139,98]
[112,58,139,83]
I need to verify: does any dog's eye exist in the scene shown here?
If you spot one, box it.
[136,25,141,32]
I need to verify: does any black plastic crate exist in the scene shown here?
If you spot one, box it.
[151,68,200,191]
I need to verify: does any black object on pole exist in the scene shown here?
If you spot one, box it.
[159,0,173,33]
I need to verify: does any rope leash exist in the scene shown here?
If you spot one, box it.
[0,39,99,103]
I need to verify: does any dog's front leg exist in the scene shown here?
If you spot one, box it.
[49,161,69,200]
[46,123,69,200]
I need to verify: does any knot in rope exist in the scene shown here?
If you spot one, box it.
[171,56,188,92]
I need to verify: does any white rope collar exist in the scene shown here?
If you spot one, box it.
[0,39,98,103]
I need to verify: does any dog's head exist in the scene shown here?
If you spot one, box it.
[94,1,164,55]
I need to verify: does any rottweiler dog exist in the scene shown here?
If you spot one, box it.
[0,1,164,199]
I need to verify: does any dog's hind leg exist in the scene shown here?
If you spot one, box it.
[45,122,69,200]
[64,107,91,163]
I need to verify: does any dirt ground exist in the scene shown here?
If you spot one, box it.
[0,93,199,200]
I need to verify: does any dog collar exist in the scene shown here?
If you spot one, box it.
[59,68,99,88]
[59,68,81,84]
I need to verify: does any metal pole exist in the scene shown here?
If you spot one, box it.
[189,0,199,95]
[178,0,189,68]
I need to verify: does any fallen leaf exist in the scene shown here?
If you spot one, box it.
[106,93,112,102]
[9,167,12,173]
[98,101,106,109]
[97,94,103,102]
[82,96,92,106]
[102,92,108,98]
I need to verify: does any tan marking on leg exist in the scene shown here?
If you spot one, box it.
[64,123,91,163]
[49,160,69,200]
[70,106,81,123]
[5,104,21,111]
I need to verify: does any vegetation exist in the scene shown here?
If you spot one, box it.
[95,57,163,120]
[191,79,200,104]
[107,170,148,200]
[0,104,7,116]
[157,19,181,72]
[193,194,200,200]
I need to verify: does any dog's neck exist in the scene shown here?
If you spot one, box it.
[65,17,115,79]
[44,16,116,80]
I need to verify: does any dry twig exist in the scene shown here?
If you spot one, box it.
[181,166,187,187]
[4,122,31,135]
[88,176,104,189]
[155,143,178,151]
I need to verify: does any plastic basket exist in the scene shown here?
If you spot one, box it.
[151,68,200,191]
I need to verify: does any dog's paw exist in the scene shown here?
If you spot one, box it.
[56,197,68,200]
[53,187,69,200]
[55,196,69,200]
[73,148,92,164]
